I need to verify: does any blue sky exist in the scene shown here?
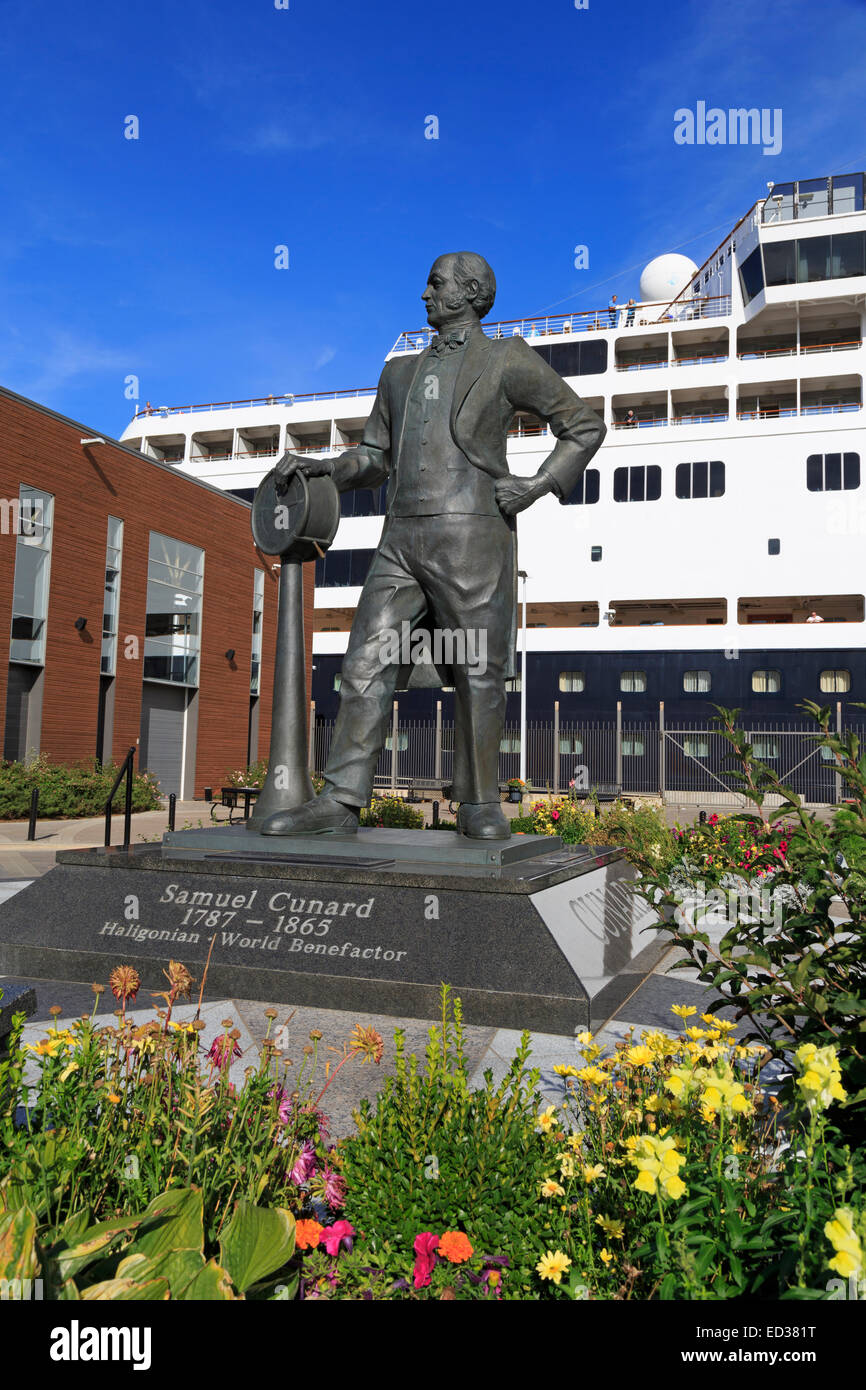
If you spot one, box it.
[0,0,864,434]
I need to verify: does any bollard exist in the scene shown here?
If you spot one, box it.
[432,800,439,828]
[168,793,176,832]
[203,786,212,803]
[27,787,38,841]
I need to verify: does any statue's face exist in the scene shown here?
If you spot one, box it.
[422,256,477,329]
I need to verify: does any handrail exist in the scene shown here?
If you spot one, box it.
[738,340,861,360]
[104,746,137,850]
[134,386,378,419]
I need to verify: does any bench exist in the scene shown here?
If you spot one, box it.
[211,786,261,823]
[570,782,622,803]
[406,778,449,803]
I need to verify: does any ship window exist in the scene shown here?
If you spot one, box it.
[763,240,796,287]
[613,465,661,502]
[620,670,647,693]
[683,670,711,693]
[682,735,709,758]
[798,235,831,283]
[819,669,851,693]
[622,735,645,756]
[675,460,725,499]
[752,669,781,694]
[768,538,781,555]
[558,671,585,692]
[532,340,608,377]
[591,546,602,562]
[832,232,866,279]
[564,469,600,505]
[559,736,583,755]
[738,247,764,304]
[831,174,864,215]
[806,453,860,492]
[753,737,779,760]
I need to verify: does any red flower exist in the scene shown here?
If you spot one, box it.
[320,1219,355,1256]
[413,1231,439,1289]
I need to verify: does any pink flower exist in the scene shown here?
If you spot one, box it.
[321,1165,347,1210]
[321,1219,355,1256]
[413,1231,439,1289]
[207,1034,241,1072]
[552,810,560,821]
[290,1140,316,1186]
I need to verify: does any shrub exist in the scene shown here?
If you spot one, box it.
[633,704,866,1142]
[0,754,161,820]
[336,989,552,1297]
[360,796,424,829]
[511,796,678,873]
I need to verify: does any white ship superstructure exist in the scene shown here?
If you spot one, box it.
[120,171,866,729]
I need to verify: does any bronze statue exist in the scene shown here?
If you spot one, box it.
[260,252,605,839]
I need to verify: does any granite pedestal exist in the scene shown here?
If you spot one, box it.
[0,829,666,1033]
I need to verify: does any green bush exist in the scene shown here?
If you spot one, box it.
[634,704,866,1142]
[360,795,424,829]
[337,989,552,1297]
[0,754,161,820]
[512,796,678,873]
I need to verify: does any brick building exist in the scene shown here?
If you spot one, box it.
[0,385,314,798]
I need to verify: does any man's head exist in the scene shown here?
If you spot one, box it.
[422,252,496,329]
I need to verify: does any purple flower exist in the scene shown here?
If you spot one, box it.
[290,1140,316,1186]
[321,1165,347,1210]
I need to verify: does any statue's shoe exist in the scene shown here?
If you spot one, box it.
[456,802,511,840]
[260,796,360,836]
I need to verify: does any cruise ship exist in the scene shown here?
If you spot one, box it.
[120,170,865,748]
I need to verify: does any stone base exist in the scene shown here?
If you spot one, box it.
[0,833,666,1033]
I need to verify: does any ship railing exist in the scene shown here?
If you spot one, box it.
[736,402,861,420]
[671,411,729,426]
[738,339,861,361]
[800,401,861,416]
[388,296,733,353]
[615,358,669,371]
[673,353,729,367]
[736,407,798,420]
[133,387,378,418]
[612,416,669,430]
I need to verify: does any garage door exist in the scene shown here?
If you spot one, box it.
[139,682,187,797]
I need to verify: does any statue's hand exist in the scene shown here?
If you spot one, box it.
[274,451,335,494]
[495,472,553,517]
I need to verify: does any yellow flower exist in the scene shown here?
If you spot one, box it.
[537,1105,558,1132]
[582,1163,605,1183]
[685,1026,708,1041]
[58,1062,79,1083]
[553,1064,579,1077]
[558,1153,576,1179]
[577,1066,610,1086]
[794,1043,846,1113]
[699,1073,752,1119]
[671,1005,697,1019]
[824,1208,863,1281]
[644,1092,662,1112]
[664,1066,695,1099]
[596,1215,625,1239]
[107,1092,122,1104]
[541,1179,565,1198]
[600,1248,614,1265]
[576,1031,594,1046]
[536,1250,572,1285]
[566,1133,584,1153]
[624,1045,654,1067]
[630,1134,687,1200]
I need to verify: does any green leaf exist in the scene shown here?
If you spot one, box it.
[0,1206,38,1282]
[80,1277,170,1301]
[177,1259,239,1301]
[219,1201,295,1294]
[132,1187,204,1259]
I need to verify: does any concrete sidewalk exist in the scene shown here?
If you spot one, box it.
[0,800,209,879]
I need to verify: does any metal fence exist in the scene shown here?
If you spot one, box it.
[311,710,862,805]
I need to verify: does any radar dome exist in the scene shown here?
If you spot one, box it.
[639,253,699,304]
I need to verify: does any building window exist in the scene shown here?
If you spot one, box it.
[384,732,409,752]
[591,545,602,562]
[505,676,522,692]
[250,569,264,695]
[499,736,521,754]
[10,486,54,665]
[144,533,204,686]
[558,671,586,692]
[768,538,780,555]
[753,737,779,759]
[613,466,662,503]
[752,669,781,694]
[622,735,645,756]
[675,461,725,499]
[101,517,123,676]
[314,548,377,587]
[819,669,851,693]
[333,673,342,693]
[683,670,711,693]
[806,453,860,492]
[682,735,710,758]
[620,670,647,693]
[564,469,600,505]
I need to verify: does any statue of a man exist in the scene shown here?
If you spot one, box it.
[262,252,605,839]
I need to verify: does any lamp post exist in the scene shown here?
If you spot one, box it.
[518,569,528,786]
